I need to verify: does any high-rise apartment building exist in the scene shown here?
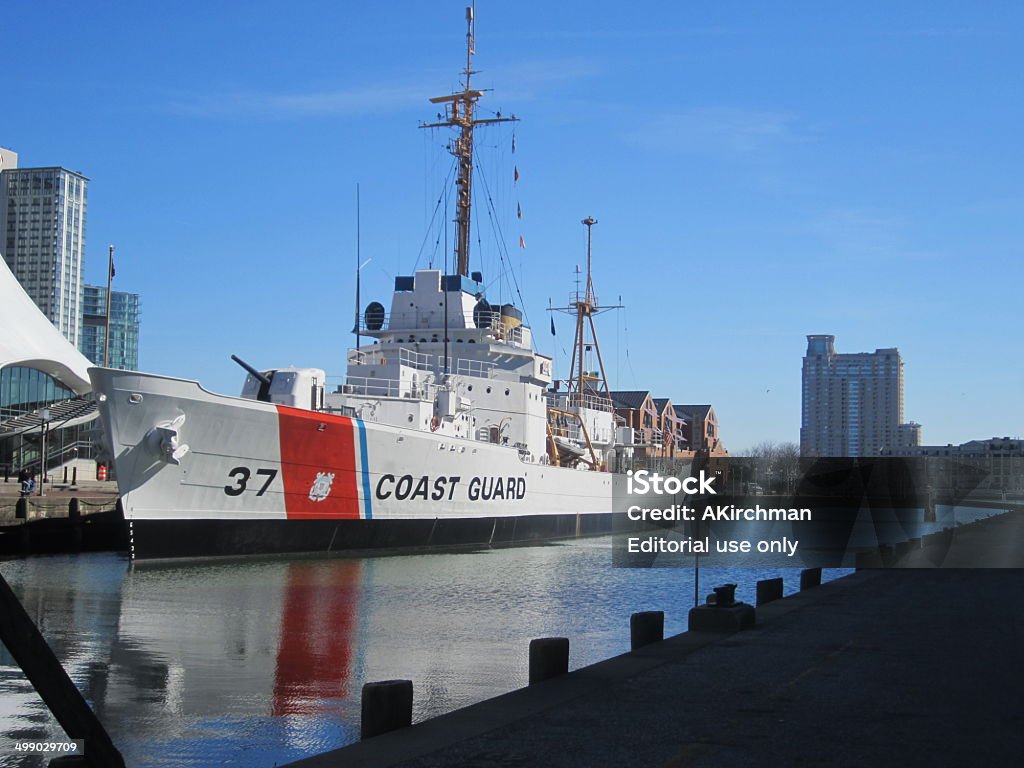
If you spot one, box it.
[801,334,915,457]
[0,148,17,173]
[896,421,922,449]
[79,285,141,370]
[0,164,88,346]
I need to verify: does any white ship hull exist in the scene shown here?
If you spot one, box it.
[91,368,621,560]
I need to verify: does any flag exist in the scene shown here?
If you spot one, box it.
[512,134,516,153]
[514,166,519,183]
[108,252,116,279]
[550,315,556,336]
[517,202,522,220]
[519,235,526,249]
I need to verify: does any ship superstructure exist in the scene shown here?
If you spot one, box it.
[236,4,618,476]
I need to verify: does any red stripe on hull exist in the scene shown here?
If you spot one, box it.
[276,405,360,520]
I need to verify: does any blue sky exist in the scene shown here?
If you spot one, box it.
[3,1,1022,450]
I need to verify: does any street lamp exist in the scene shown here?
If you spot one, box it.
[38,407,50,497]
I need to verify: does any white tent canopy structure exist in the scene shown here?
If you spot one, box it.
[1,255,93,395]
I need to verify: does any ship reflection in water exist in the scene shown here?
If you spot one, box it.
[1,539,846,767]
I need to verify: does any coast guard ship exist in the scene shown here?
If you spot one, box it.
[90,6,632,560]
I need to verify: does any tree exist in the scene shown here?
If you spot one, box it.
[739,441,801,493]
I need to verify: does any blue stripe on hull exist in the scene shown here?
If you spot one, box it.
[355,419,373,520]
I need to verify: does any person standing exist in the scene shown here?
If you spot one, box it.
[18,467,35,497]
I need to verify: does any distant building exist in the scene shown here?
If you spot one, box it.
[884,437,1024,493]
[1,256,97,475]
[887,436,1024,459]
[652,397,687,457]
[611,390,661,458]
[673,404,727,456]
[0,147,17,173]
[800,334,920,457]
[609,391,727,459]
[0,164,88,346]
[79,285,140,370]
[897,421,922,449]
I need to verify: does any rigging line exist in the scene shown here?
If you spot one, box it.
[477,163,512,307]
[423,127,447,233]
[616,293,622,389]
[474,156,510,287]
[413,158,458,271]
[622,304,639,389]
[474,150,533,332]
[472,197,489,298]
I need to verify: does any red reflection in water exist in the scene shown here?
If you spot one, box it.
[272,559,362,716]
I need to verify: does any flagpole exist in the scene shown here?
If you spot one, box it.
[103,244,114,368]
[355,184,361,352]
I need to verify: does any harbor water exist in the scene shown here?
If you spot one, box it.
[3,537,850,767]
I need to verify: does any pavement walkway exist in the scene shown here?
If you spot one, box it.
[289,512,1024,768]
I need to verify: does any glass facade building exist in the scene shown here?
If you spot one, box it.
[79,285,141,370]
[0,155,113,476]
[0,365,95,473]
[0,366,74,422]
[0,166,88,346]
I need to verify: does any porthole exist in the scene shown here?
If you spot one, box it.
[486,386,492,394]
[504,388,510,396]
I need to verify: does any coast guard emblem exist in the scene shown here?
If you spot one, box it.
[308,472,335,502]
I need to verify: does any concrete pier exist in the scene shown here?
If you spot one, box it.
[285,511,1024,768]
[0,483,124,556]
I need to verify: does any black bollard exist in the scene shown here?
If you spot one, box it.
[630,611,664,650]
[63,466,68,484]
[880,544,896,567]
[855,548,884,570]
[68,497,81,521]
[756,577,784,606]
[711,583,737,606]
[360,680,413,740]
[16,498,27,520]
[71,466,77,487]
[689,582,756,633]
[800,567,822,590]
[529,637,569,684]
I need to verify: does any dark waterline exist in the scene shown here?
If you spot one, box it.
[1,537,847,767]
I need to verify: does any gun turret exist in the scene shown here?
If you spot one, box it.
[231,354,273,402]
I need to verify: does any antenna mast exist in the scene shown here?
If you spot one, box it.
[551,217,621,406]
[353,184,361,350]
[421,2,517,277]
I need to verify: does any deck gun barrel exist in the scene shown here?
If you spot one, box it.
[230,354,271,387]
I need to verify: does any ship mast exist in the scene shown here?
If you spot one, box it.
[421,3,517,277]
[552,217,621,406]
